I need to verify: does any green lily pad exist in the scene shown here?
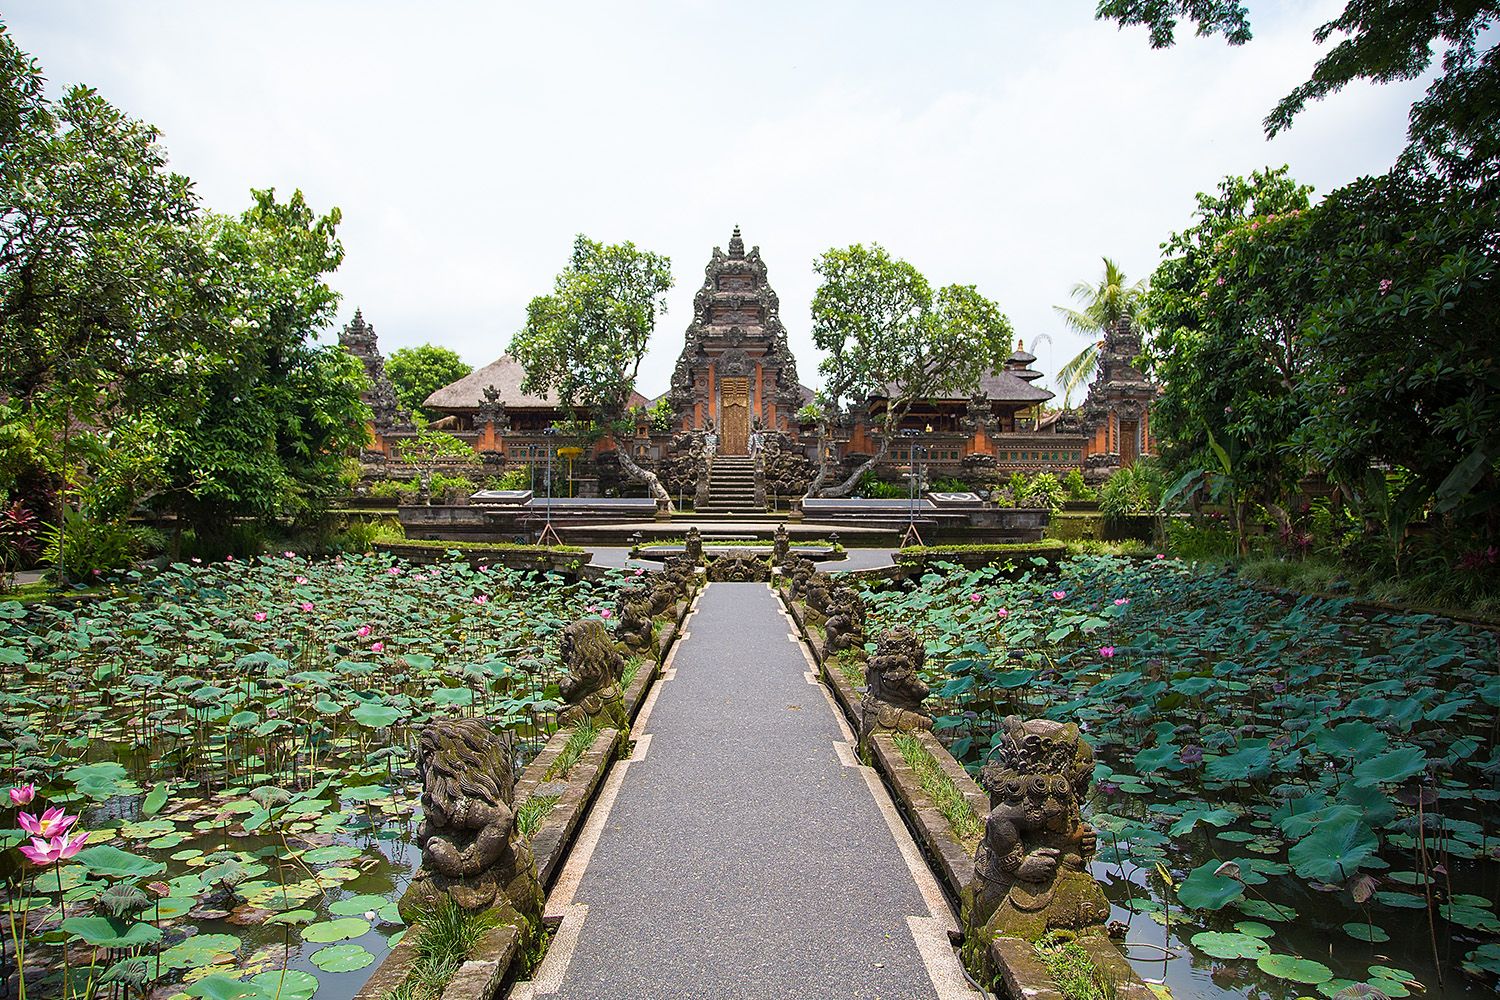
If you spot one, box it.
[1341,921,1389,942]
[309,943,375,972]
[267,909,318,926]
[1190,931,1270,960]
[1256,953,1334,984]
[247,969,319,1000]
[1177,860,1245,911]
[301,917,370,942]
[157,932,241,971]
[329,894,388,916]
[73,845,167,879]
[60,915,162,948]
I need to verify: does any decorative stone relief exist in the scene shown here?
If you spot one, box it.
[705,550,770,582]
[559,619,628,731]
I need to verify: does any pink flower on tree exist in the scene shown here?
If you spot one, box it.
[1379,278,1393,294]
[8,784,36,806]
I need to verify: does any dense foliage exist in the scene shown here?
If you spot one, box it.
[385,345,472,421]
[0,23,368,572]
[861,557,1500,993]
[808,243,1013,497]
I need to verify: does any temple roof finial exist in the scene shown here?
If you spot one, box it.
[728,225,745,259]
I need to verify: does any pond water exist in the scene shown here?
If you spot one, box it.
[0,552,627,999]
[860,554,1499,998]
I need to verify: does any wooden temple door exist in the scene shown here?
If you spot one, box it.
[720,377,750,455]
[1119,418,1139,467]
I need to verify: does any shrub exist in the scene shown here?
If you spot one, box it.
[0,500,41,578]
[1163,517,1237,561]
[369,479,418,499]
[41,510,157,578]
[486,468,532,492]
[333,519,384,554]
[796,403,822,424]
[429,473,477,497]
[1098,461,1166,521]
[1062,468,1095,501]
[1019,472,1066,512]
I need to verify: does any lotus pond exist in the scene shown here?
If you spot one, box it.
[859,554,1499,1000]
[0,552,629,1000]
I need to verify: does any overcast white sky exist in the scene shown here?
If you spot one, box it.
[7,1,1425,399]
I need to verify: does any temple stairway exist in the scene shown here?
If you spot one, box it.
[693,455,760,514]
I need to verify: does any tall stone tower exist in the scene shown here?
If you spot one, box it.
[338,309,399,431]
[667,227,805,454]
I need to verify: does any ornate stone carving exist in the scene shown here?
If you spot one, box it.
[822,585,867,660]
[962,718,1110,948]
[758,431,813,499]
[475,384,509,432]
[785,554,817,602]
[772,523,790,564]
[399,719,543,931]
[559,619,628,731]
[661,555,697,595]
[614,586,655,655]
[684,526,704,565]
[858,628,932,745]
[338,309,401,432]
[705,550,770,582]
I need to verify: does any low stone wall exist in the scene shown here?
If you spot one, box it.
[778,584,1154,1000]
[374,541,591,577]
[892,540,1067,573]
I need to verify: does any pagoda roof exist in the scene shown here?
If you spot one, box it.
[876,367,1054,405]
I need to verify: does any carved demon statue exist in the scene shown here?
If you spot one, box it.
[684,526,704,565]
[858,627,932,745]
[705,550,770,582]
[399,719,543,932]
[822,585,867,661]
[614,585,655,656]
[962,717,1110,951]
[772,523,791,564]
[559,618,629,731]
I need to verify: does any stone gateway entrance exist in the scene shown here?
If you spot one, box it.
[667,226,810,439]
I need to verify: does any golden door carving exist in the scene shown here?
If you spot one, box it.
[720,377,750,455]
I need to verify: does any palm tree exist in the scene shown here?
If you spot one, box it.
[1052,257,1148,407]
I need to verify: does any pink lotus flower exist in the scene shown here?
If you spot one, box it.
[600,609,613,619]
[9,784,36,806]
[969,593,982,604]
[357,625,371,637]
[1051,590,1067,600]
[19,807,76,839]
[284,550,296,558]
[19,829,87,865]
[191,557,202,564]
[300,602,314,613]
[473,595,488,605]
[996,607,1008,618]
[633,567,645,576]
[295,576,308,585]
[371,642,385,653]
[1155,554,1166,560]
[478,565,489,573]
[387,567,402,576]
[1099,646,1116,659]
[586,605,599,613]
[253,611,267,622]
[1113,598,1130,606]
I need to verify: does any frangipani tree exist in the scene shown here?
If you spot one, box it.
[509,235,675,506]
[807,243,1013,497]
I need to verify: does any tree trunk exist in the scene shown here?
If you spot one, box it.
[616,447,674,511]
[818,437,892,499]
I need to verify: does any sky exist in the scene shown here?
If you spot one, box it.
[6,1,1428,401]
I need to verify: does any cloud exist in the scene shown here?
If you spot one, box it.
[6,0,1426,398]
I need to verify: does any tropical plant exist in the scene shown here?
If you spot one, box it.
[509,235,675,506]
[1051,258,1148,407]
[386,345,473,421]
[807,243,1013,496]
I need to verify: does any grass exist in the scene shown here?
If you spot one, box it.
[1237,554,1500,623]
[544,720,601,781]
[831,649,864,688]
[622,656,644,689]
[1035,933,1116,1000]
[889,731,983,850]
[375,538,587,555]
[515,794,561,838]
[383,899,501,1000]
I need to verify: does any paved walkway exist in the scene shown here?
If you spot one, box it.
[587,546,895,574]
[514,583,975,1000]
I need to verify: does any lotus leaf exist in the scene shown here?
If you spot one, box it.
[309,943,375,972]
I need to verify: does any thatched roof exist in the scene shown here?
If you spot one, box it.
[425,355,556,410]
[876,368,1054,405]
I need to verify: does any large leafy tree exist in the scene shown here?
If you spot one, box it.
[1095,1,1499,191]
[807,243,1013,497]
[386,344,472,420]
[1144,168,1315,549]
[1051,257,1149,407]
[508,235,675,505]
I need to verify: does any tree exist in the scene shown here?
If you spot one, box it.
[386,345,472,420]
[1051,257,1149,407]
[396,426,476,498]
[1143,168,1315,551]
[508,235,675,505]
[807,243,1013,497]
[1095,1,1500,191]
